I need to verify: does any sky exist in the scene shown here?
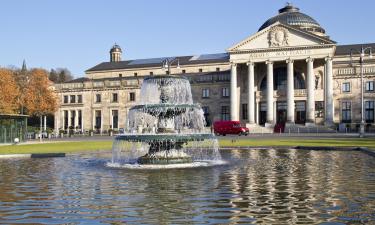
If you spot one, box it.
[1,0,374,77]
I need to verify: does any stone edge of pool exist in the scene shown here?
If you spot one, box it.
[0,153,66,159]
[0,147,374,158]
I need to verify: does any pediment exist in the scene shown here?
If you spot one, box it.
[227,22,335,52]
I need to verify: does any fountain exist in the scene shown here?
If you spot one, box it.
[111,75,222,167]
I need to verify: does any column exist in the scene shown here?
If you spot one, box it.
[81,110,84,133]
[55,111,60,132]
[230,63,238,121]
[43,115,47,131]
[111,109,114,129]
[68,110,71,128]
[286,59,295,123]
[325,57,334,125]
[247,62,255,124]
[92,110,95,130]
[62,110,65,130]
[266,61,274,125]
[306,57,315,124]
[74,110,79,130]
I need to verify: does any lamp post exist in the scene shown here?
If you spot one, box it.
[350,46,373,137]
[161,58,180,75]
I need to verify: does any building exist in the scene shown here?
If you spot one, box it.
[54,4,375,134]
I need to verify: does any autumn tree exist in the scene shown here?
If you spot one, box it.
[24,69,58,140]
[0,68,20,114]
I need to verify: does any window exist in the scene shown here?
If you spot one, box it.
[64,110,68,129]
[341,101,351,123]
[315,101,324,118]
[134,72,138,76]
[70,95,76,103]
[150,72,153,75]
[202,106,210,126]
[182,70,186,74]
[129,92,136,101]
[166,71,169,75]
[365,101,374,123]
[199,69,203,73]
[198,75,213,82]
[77,95,82,103]
[342,82,350,92]
[112,93,118,103]
[95,94,101,103]
[242,104,248,120]
[216,67,220,72]
[63,95,69,104]
[202,88,209,98]
[222,87,229,97]
[112,110,119,129]
[119,74,122,78]
[221,106,230,121]
[217,73,230,82]
[95,110,101,130]
[366,81,374,92]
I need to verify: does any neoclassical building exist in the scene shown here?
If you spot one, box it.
[54,4,375,133]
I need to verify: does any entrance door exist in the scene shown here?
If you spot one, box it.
[259,102,267,125]
[277,101,287,123]
[295,101,306,124]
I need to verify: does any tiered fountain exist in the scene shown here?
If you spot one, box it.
[110,75,222,167]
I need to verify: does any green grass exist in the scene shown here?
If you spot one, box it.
[219,138,375,148]
[0,141,113,154]
[0,137,375,155]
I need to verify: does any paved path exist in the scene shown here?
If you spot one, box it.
[16,132,375,145]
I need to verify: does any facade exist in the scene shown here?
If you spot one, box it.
[54,4,375,133]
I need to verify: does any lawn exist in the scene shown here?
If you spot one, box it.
[0,137,375,154]
[0,141,113,154]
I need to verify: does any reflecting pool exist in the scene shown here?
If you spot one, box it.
[0,149,374,224]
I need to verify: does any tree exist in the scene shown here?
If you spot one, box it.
[24,69,58,141]
[48,69,59,83]
[56,68,73,83]
[13,60,29,114]
[0,68,20,114]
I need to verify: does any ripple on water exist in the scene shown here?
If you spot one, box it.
[0,149,374,224]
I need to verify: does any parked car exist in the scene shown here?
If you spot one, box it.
[213,121,249,136]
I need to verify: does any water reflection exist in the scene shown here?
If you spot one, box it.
[0,149,374,224]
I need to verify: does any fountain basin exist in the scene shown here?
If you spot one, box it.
[115,133,215,142]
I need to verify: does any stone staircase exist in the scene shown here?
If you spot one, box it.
[284,123,336,133]
[246,124,274,134]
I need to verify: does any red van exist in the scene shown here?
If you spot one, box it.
[213,121,249,136]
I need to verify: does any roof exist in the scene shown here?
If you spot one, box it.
[86,53,229,72]
[65,77,90,83]
[85,42,374,73]
[335,43,375,55]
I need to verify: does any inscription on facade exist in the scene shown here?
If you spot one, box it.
[248,49,313,59]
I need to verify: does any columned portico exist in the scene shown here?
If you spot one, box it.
[286,59,294,123]
[230,63,238,121]
[306,57,315,124]
[266,61,274,126]
[247,62,255,124]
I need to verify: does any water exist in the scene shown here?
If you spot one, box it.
[0,149,374,224]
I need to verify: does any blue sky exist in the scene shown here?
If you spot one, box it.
[1,0,374,77]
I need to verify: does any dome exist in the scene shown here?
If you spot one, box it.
[258,4,326,36]
[110,44,122,53]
